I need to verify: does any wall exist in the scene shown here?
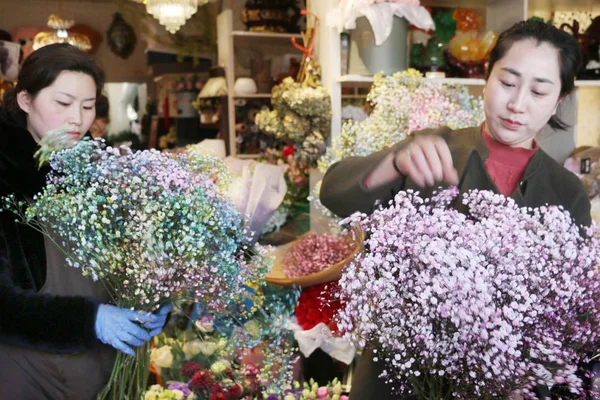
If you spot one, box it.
[529,6,600,149]
[0,0,149,83]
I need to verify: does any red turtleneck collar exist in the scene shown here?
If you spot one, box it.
[482,123,538,196]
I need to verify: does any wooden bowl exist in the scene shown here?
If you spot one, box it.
[264,229,363,288]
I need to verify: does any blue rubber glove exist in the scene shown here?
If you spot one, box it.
[143,303,174,337]
[94,304,156,356]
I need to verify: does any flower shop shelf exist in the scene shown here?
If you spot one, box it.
[339,75,600,88]
[218,7,305,157]
[231,31,303,46]
[337,74,487,86]
[233,94,272,99]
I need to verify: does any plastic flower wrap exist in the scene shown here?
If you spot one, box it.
[222,156,288,242]
[337,188,600,399]
[255,77,331,168]
[1,136,273,399]
[318,69,484,173]
[259,147,310,236]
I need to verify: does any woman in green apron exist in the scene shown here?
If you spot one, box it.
[0,43,171,399]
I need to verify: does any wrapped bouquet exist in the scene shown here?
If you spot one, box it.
[2,137,273,399]
[337,188,600,399]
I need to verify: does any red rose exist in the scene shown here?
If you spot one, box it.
[225,383,243,399]
[295,281,344,332]
[181,361,202,380]
[190,370,214,391]
[209,392,227,400]
[282,145,295,159]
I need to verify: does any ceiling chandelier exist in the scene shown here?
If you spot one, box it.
[145,0,201,34]
[32,14,91,51]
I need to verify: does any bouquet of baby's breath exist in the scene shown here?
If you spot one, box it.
[1,135,273,400]
[318,69,484,173]
[338,188,600,399]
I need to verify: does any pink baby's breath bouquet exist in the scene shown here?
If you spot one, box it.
[283,233,353,278]
[338,188,600,399]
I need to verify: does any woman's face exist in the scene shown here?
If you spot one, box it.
[483,39,563,149]
[17,70,97,143]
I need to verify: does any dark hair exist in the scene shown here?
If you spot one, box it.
[486,20,582,131]
[0,30,12,42]
[95,94,110,121]
[1,43,104,128]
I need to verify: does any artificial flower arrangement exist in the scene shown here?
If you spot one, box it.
[172,74,204,93]
[255,9,331,169]
[1,135,273,400]
[147,283,301,400]
[336,187,600,399]
[254,75,331,168]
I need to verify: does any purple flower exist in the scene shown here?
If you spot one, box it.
[337,188,600,399]
[168,382,191,396]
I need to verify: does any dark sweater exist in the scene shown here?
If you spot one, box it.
[0,114,100,353]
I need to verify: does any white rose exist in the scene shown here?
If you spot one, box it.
[166,389,184,400]
[182,339,203,360]
[243,319,260,337]
[150,345,173,368]
[198,341,218,357]
[186,393,198,400]
[144,384,163,400]
[195,319,214,333]
[210,359,231,374]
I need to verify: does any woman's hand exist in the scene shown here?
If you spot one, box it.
[393,135,459,187]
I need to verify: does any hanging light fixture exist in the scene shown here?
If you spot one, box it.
[145,0,199,34]
[32,14,91,51]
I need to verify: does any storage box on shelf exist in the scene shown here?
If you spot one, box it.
[217,8,303,157]
[313,0,600,164]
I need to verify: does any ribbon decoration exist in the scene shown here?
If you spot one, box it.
[285,318,356,365]
[290,10,320,85]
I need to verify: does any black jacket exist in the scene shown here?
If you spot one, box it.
[320,125,592,399]
[0,114,100,353]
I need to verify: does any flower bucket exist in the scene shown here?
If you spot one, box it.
[350,16,408,75]
[265,229,363,288]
